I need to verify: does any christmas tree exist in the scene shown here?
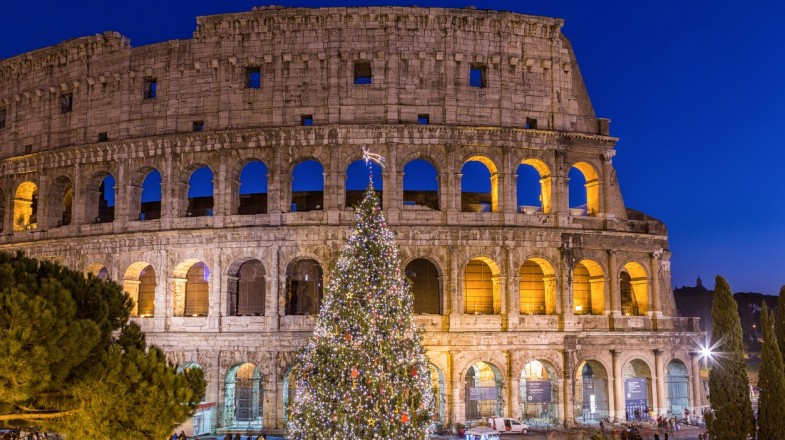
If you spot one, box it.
[287,172,434,439]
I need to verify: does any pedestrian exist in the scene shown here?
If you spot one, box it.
[657,415,663,433]
[178,431,186,440]
[654,434,660,440]
[600,420,605,435]
[223,434,232,440]
[698,433,703,440]
[233,434,241,440]
[674,419,680,432]
[664,433,669,440]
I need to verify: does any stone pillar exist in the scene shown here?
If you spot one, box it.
[125,280,141,316]
[210,253,221,322]
[36,174,49,229]
[690,352,703,408]
[385,142,399,222]
[612,350,624,420]
[327,143,341,212]
[445,144,458,216]
[450,351,462,425]
[608,250,620,315]
[269,148,282,219]
[450,246,460,316]
[215,154,228,217]
[172,278,187,317]
[115,159,127,225]
[71,163,84,225]
[562,349,575,424]
[269,245,280,331]
[1,188,11,233]
[649,251,662,315]
[654,349,666,417]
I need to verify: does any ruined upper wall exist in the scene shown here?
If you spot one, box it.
[0,6,606,159]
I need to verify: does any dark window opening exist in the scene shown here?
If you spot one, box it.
[193,121,204,132]
[184,262,209,316]
[403,159,439,210]
[245,67,261,89]
[406,259,441,314]
[24,145,32,154]
[285,260,323,315]
[291,160,324,212]
[345,160,383,208]
[0,108,6,129]
[231,260,266,316]
[469,64,487,88]
[238,161,268,215]
[98,132,108,142]
[96,176,115,223]
[418,114,430,125]
[620,271,639,316]
[301,115,313,126]
[60,93,73,113]
[525,118,538,129]
[354,61,372,85]
[140,170,162,221]
[186,166,214,218]
[143,78,157,99]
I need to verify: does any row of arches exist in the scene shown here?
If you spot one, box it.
[101,255,652,318]
[178,356,692,431]
[2,155,602,232]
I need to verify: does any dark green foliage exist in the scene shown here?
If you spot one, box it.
[757,303,785,440]
[0,251,204,437]
[705,276,754,440]
[776,286,785,359]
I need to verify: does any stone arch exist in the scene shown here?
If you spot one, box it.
[84,172,115,224]
[236,160,268,215]
[291,159,324,212]
[185,165,214,217]
[574,358,611,421]
[568,161,600,216]
[574,259,606,315]
[177,361,203,375]
[224,362,263,429]
[517,158,552,214]
[284,258,323,315]
[464,360,504,422]
[519,257,556,315]
[621,358,653,421]
[132,167,162,221]
[665,358,690,416]
[173,259,210,317]
[430,363,446,424]
[520,359,560,422]
[13,181,38,231]
[345,159,382,208]
[124,262,156,317]
[46,175,73,227]
[461,155,499,213]
[282,364,297,422]
[227,258,266,316]
[621,261,648,316]
[403,158,440,210]
[463,256,502,315]
[404,257,442,314]
[84,263,109,281]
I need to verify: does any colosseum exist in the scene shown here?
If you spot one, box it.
[0,5,705,436]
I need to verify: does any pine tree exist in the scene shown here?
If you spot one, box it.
[287,186,434,440]
[757,302,785,440]
[705,275,754,440]
[776,285,785,357]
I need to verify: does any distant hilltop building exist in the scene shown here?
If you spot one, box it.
[0,6,704,435]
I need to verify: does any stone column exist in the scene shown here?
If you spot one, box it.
[608,250,620,316]
[384,142,399,222]
[445,144,458,217]
[562,349,575,424]
[269,148,282,220]
[215,154,228,217]
[654,349,666,417]
[71,162,84,225]
[690,352,703,408]
[649,251,662,315]
[172,278,187,317]
[269,245,280,331]
[36,173,49,229]
[125,280,141,316]
[612,350,624,420]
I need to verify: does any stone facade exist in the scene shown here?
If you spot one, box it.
[0,5,703,434]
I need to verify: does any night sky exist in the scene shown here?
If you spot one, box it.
[3,1,783,294]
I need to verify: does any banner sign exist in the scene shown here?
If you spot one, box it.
[526,380,552,403]
[469,386,497,401]
[624,378,647,401]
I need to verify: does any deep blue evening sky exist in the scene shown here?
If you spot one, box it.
[3,1,783,294]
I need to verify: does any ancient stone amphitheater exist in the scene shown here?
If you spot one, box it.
[0,5,704,435]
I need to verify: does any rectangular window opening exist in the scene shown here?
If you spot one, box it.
[143,78,157,99]
[98,132,108,142]
[0,108,6,129]
[192,121,204,132]
[301,115,313,126]
[245,67,261,89]
[525,118,538,130]
[60,93,73,113]
[417,114,430,125]
[469,64,487,88]
[353,61,372,85]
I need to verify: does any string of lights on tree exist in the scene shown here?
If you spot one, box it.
[287,149,434,440]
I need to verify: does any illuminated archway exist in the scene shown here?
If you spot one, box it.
[13,181,38,231]
[464,361,503,422]
[666,359,690,416]
[224,363,263,429]
[517,159,552,214]
[464,258,500,315]
[520,360,559,422]
[461,156,498,213]
[622,359,653,421]
[519,258,556,315]
[430,364,446,424]
[173,259,210,317]
[85,263,109,281]
[573,260,606,315]
[575,360,610,421]
[621,262,648,316]
[124,262,156,317]
[569,162,599,216]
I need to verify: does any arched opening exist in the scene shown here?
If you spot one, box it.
[139,169,162,221]
[177,362,214,436]
[185,262,209,316]
[430,364,446,424]
[228,259,266,316]
[666,360,690,416]
[621,262,648,316]
[520,360,559,423]
[187,166,214,217]
[517,159,552,214]
[463,258,500,315]
[47,176,73,227]
[224,363,263,429]
[573,260,606,315]
[403,159,439,210]
[568,162,600,216]
[13,181,38,231]
[345,159,382,208]
[519,258,556,315]
[283,367,297,422]
[461,157,498,213]
[98,175,115,223]
[622,359,652,421]
[464,361,503,422]
[574,360,610,421]
[238,160,268,215]
[405,258,441,314]
[124,262,156,317]
[285,259,323,315]
[85,264,109,281]
[291,160,324,212]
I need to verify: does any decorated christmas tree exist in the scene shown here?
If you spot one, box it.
[287,166,434,440]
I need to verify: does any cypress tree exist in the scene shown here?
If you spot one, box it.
[705,275,754,440]
[776,285,785,357]
[757,302,785,440]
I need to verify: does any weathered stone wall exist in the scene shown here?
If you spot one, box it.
[0,5,701,433]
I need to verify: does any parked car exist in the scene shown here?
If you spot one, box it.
[487,417,529,434]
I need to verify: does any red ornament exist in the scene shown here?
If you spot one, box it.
[401,413,410,423]
[351,367,359,378]
[411,367,418,376]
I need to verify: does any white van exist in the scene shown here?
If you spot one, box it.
[487,417,530,434]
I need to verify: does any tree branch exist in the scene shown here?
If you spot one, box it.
[0,408,81,421]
